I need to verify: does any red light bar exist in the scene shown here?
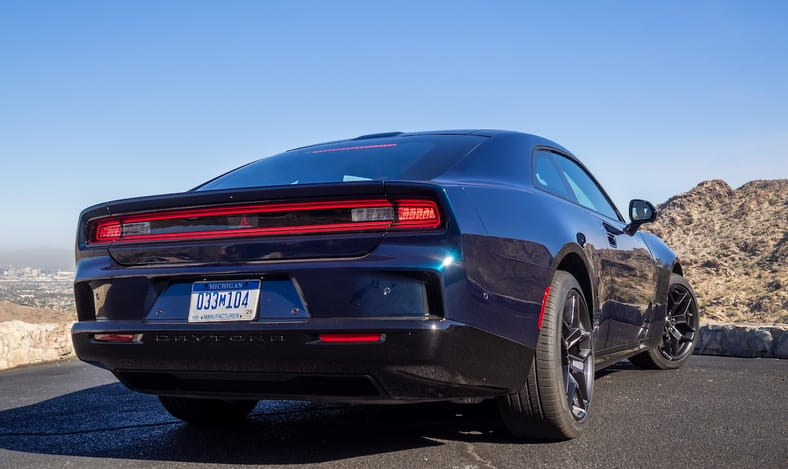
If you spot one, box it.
[87,198,442,245]
[318,333,384,343]
[92,220,392,243]
[102,200,392,225]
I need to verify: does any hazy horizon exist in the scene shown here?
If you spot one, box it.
[0,248,75,271]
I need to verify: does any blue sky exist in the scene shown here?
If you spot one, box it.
[1,1,786,251]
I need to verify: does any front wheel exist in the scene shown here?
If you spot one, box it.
[159,396,258,424]
[630,273,699,370]
[498,271,593,441]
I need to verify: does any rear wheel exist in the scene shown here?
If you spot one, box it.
[159,396,258,424]
[498,271,593,441]
[630,273,699,370]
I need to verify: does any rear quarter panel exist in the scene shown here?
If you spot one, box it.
[441,182,599,350]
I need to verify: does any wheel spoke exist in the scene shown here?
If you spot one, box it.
[564,327,585,350]
[673,315,688,325]
[565,371,579,403]
[568,352,585,374]
[672,295,693,323]
[669,291,690,316]
[571,355,590,393]
[563,295,576,328]
[567,354,590,419]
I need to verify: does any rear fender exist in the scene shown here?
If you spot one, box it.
[551,244,597,325]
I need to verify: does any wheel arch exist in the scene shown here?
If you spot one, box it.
[552,248,595,322]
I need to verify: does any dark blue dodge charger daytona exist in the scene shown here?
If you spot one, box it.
[72,130,699,440]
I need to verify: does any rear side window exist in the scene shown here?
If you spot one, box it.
[533,150,573,199]
[553,154,621,220]
[196,135,485,191]
[532,149,621,221]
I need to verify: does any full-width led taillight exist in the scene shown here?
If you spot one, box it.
[87,198,441,245]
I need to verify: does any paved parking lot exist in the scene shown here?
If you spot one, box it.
[1,355,786,468]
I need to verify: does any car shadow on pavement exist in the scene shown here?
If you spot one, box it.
[0,382,535,464]
[595,359,640,378]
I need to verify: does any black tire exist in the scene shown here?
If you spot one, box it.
[497,271,594,441]
[158,396,258,424]
[630,273,699,370]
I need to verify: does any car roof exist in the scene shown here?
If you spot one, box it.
[286,129,555,152]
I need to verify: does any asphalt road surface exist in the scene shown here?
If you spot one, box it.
[1,355,785,468]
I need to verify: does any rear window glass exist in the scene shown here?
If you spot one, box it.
[196,135,485,191]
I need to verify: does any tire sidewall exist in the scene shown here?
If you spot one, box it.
[536,271,593,437]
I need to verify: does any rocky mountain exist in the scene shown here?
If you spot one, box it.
[645,179,787,324]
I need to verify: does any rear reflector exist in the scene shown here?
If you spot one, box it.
[318,333,384,343]
[93,333,138,343]
[87,198,441,245]
[537,286,551,329]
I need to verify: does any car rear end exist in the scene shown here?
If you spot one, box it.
[71,134,532,403]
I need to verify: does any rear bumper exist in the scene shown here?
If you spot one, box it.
[72,318,531,403]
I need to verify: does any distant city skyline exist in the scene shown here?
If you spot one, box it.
[1,1,786,251]
[1,265,74,275]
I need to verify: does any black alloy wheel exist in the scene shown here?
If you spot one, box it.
[630,273,699,370]
[561,289,594,420]
[659,280,699,361]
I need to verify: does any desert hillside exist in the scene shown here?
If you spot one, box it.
[0,300,76,324]
[645,179,787,324]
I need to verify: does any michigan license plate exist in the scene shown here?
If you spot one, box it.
[188,280,261,322]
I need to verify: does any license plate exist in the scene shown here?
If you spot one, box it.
[188,280,261,322]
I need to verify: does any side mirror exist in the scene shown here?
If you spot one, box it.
[624,199,657,235]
